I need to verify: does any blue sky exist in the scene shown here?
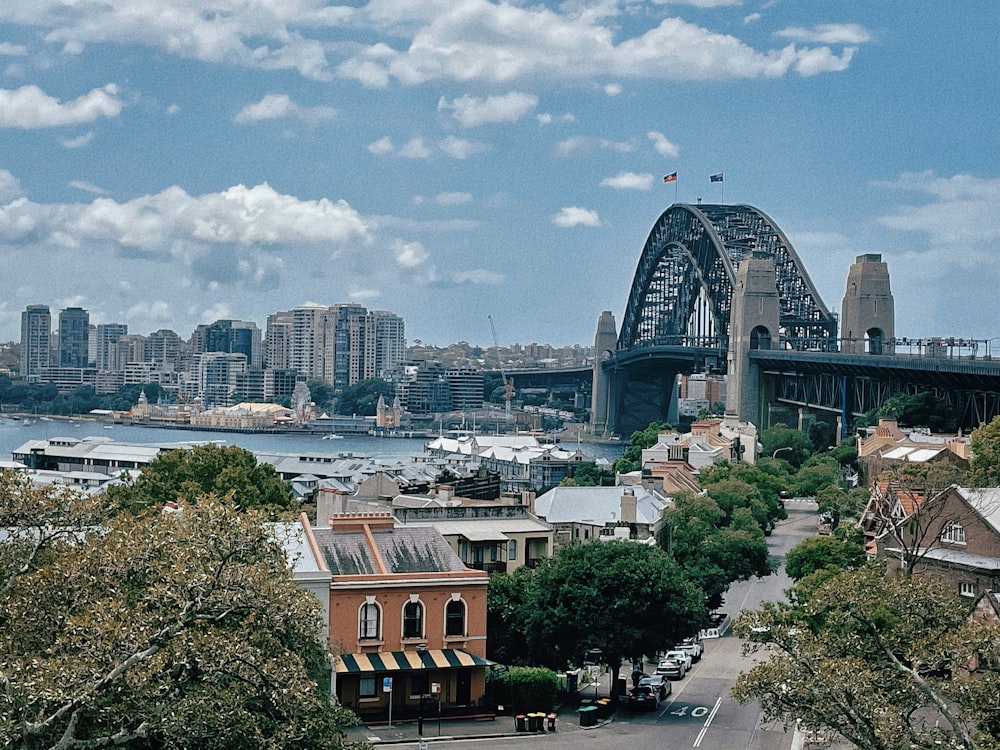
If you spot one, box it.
[1,1,998,349]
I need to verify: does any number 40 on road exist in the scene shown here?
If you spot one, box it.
[671,705,710,718]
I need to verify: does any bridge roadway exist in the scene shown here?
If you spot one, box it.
[493,343,1000,433]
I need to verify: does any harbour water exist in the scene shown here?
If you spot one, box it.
[0,417,624,464]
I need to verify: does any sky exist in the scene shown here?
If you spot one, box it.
[0,0,998,351]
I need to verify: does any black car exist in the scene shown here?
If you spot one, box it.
[637,674,671,700]
[626,685,660,710]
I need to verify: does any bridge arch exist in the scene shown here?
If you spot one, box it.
[618,203,838,353]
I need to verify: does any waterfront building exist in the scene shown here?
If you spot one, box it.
[445,367,484,411]
[264,311,293,370]
[58,307,90,368]
[196,351,247,407]
[20,304,52,383]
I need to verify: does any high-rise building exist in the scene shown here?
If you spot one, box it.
[265,311,293,370]
[196,352,247,408]
[201,319,262,369]
[365,310,406,380]
[58,307,90,368]
[20,305,52,383]
[93,323,128,371]
[145,329,184,370]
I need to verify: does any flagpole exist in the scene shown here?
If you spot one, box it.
[675,180,678,203]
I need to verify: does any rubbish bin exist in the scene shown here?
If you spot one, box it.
[547,713,557,731]
[565,671,578,694]
[527,713,541,732]
[596,698,611,719]
[515,715,527,732]
[578,706,597,727]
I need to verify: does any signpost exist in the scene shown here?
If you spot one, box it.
[432,682,442,735]
[383,677,393,727]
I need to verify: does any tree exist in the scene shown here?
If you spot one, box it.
[0,473,352,750]
[334,378,395,416]
[782,532,866,582]
[522,541,704,698]
[613,421,672,474]
[875,391,958,433]
[107,443,296,515]
[969,414,1000,487]
[732,564,999,750]
[560,462,612,487]
[664,494,774,610]
[307,379,336,413]
[759,425,813,467]
[486,566,535,665]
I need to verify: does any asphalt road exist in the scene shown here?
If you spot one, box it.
[435,503,823,750]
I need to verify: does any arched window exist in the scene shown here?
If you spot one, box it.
[445,598,466,637]
[749,325,771,351]
[403,600,424,639]
[941,521,966,545]
[359,601,380,640]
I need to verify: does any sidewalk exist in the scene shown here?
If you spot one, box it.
[344,676,613,745]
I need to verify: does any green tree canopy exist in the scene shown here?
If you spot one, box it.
[969,414,1000,487]
[759,425,813,467]
[334,378,395,416]
[613,421,672,474]
[732,564,999,750]
[875,391,959,433]
[306,378,336,413]
[522,541,704,693]
[0,473,350,750]
[107,443,296,515]
[782,532,867,582]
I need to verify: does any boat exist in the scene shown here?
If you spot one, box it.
[321,434,344,440]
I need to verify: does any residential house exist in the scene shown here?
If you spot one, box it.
[877,486,1000,604]
[531,484,669,551]
[312,513,491,722]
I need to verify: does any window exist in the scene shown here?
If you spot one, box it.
[359,676,377,698]
[507,539,517,562]
[359,601,380,640]
[445,599,465,637]
[941,521,966,545]
[959,581,976,598]
[411,671,429,697]
[403,600,423,639]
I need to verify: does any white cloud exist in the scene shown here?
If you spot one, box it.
[648,130,679,158]
[537,112,575,125]
[552,206,601,228]
[398,137,432,158]
[435,192,472,205]
[451,269,505,285]
[368,136,394,155]
[341,1,865,86]
[0,83,121,128]
[234,93,336,124]
[0,43,27,56]
[0,169,25,203]
[604,83,622,96]
[166,103,180,114]
[555,135,633,157]
[200,303,233,323]
[776,24,872,45]
[600,171,654,190]
[744,13,762,25]
[438,91,538,127]
[61,131,94,149]
[68,180,105,195]
[393,239,429,267]
[439,135,487,159]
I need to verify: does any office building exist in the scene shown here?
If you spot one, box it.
[20,305,52,383]
[58,307,90,368]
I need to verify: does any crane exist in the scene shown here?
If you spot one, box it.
[488,314,513,422]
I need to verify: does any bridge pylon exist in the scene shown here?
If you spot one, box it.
[841,253,894,355]
[590,310,618,436]
[726,252,780,429]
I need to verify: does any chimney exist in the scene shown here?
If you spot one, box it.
[522,489,537,514]
[620,488,637,524]
[438,484,455,503]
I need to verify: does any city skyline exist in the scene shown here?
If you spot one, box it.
[1,2,998,348]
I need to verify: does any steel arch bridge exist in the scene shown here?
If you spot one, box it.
[618,203,837,351]
[603,203,842,436]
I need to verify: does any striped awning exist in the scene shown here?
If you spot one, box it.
[336,649,492,674]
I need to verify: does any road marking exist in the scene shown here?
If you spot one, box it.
[692,697,722,747]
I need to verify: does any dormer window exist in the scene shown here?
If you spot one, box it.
[940,521,966,545]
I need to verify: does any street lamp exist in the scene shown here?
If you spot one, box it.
[772,447,794,460]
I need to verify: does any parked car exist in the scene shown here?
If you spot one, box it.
[677,636,703,662]
[656,658,686,679]
[637,674,671,700]
[664,649,693,672]
[627,685,660,711]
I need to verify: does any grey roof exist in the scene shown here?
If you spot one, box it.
[955,487,1000,535]
[313,526,468,576]
[533,485,666,525]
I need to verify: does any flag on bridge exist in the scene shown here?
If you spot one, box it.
[663,172,677,183]
[710,172,724,182]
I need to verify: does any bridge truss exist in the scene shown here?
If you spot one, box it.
[618,203,837,353]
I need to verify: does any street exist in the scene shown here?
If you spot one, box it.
[388,503,821,750]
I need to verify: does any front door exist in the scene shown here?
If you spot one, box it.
[456,670,471,706]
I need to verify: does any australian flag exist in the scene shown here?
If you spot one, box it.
[709,172,724,182]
